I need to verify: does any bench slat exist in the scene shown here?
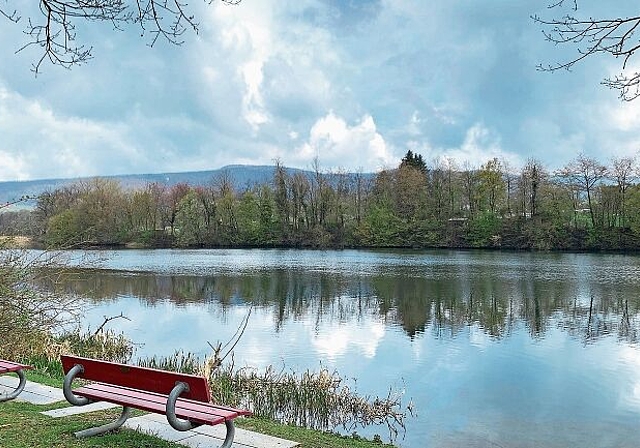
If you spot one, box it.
[80,383,251,419]
[0,360,33,374]
[61,355,211,402]
[73,384,229,425]
[76,383,250,419]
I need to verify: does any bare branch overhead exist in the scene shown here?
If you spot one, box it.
[534,2,640,100]
[0,0,241,73]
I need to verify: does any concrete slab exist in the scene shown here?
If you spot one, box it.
[177,433,253,448]
[125,415,253,447]
[0,376,64,405]
[124,416,194,442]
[42,401,120,417]
[193,422,299,448]
[135,412,172,424]
[128,413,299,448]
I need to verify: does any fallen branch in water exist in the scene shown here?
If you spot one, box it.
[93,312,131,336]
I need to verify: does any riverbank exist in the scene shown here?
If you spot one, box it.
[0,370,393,448]
[6,232,640,255]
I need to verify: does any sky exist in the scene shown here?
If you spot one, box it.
[0,0,639,181]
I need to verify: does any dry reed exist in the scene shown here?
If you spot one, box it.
[138,351,411,442]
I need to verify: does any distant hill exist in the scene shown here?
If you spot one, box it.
[0,165,375,208]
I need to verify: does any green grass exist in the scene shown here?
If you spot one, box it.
[237,418,393,448]
[0,371,394,448]
[0,401,179,448]
[25,369,64,388]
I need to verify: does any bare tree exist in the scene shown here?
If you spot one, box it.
[534,1,640,100]
[272,158,290,233]
[501,157,516,217]
[442,157,458,217]
[461,162,479,218]
[611,155,636,228]
[520,159,546,219]
[1,0,241,73]
[556,153,607,228]
[0,246,84,359]
[289,172,309,231]
[477,157,505,216]
[0,196,34,211]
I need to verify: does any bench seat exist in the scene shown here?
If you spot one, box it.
[0,359,32,374]
[0,359,33,402]
[71,382,249,426]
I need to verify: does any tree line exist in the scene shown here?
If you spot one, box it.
[2,152,640,251]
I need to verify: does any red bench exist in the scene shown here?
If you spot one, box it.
[61,355,251,448]
[0,359,33,402]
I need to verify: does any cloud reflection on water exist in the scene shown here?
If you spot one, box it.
[38,249,640,448]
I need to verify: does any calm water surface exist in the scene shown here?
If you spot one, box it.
[50,249,640,448]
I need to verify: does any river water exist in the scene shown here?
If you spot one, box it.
[46,249,640,447]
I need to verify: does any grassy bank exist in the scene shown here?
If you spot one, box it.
[0,370,393,448]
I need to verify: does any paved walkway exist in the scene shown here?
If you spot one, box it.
[0,376,298,448]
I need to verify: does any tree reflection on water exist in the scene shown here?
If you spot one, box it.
[37,266,640,346]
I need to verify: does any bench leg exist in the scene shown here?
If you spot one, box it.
[220,419,236,448]
[0,369,27,402]
[74,406,132,438]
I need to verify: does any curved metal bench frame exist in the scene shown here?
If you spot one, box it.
[63,364,132,437]
[167,381,236,448]
[0,368,27,402]
[63,364,236,448]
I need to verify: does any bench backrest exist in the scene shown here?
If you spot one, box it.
[61,355,211,403]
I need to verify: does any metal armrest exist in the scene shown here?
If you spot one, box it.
[0,368,27,402]
[63,364,91,406]
[166,381,202,431]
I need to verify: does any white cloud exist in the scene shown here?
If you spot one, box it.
[614,345,640,412]
[0,86,141,180]
[407,111,422,136]
[208,3,272,130]
[431,105,458,126]
[457,124,516,167]
[408,123,522,170]
[609,100,640,132]
[469,324,493,350]
[1,0,639,181]
[295,111,395,171]
[310,319,386,361]
[0,150,28,180]
[203,0,341,132]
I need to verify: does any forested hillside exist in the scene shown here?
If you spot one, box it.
[2,153,639,251]
[0,165,312,205]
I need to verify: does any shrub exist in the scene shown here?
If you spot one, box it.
[0,245,80,360]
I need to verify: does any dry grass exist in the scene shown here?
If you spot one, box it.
[0,235,33,248]
[0,248,80,361]
[208,362,410,442]
[140,352,411,443]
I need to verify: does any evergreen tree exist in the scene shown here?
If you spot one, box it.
[400,150,427,174]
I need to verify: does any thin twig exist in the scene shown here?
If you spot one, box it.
[93,312,131,336]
